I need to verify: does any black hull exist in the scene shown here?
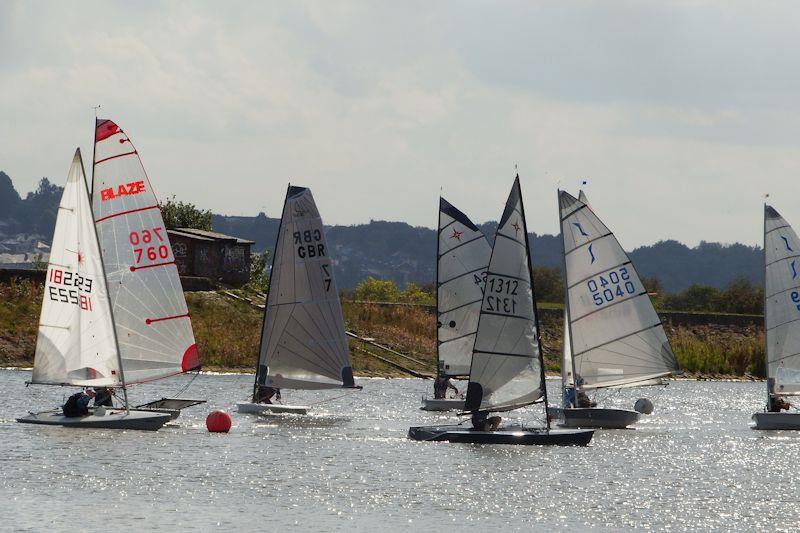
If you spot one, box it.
[408,425,594,446]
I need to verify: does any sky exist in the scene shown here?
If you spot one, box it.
[2,0,800,247]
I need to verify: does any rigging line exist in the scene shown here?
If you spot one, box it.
[765,224,790,234]
[444,234,486,255]
[565,232,614,256]
[440,297,483,315]
[765,253,800,267]
[573,322,663,357]
[283,324,342,377]
[560,203,587,221]
[494,232,526,248]
[171,369,202,398]
[297,301,345,366]
[438,266,487,286]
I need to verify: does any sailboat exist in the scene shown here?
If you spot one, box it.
[17,150,172,430]
[89,118,205,419]
[236,185,360,415]
[421,197,491,411]
[409,177,594,445]
[555,190,680,429]
[752,204,800,430]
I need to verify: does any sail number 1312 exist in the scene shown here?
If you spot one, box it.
[485,276,519,314]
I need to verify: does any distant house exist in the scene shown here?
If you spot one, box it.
[168,228,255,287]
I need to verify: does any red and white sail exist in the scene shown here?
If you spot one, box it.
[91,119,198,384]
[32,149,122,386]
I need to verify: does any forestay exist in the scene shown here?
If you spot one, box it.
[764,205,800,396]
[559,190,679,390]
[465,177,542,412]
[437,198,491,378]
[32,149,121,386]
[255,186,355,390]
[92,119,198,384]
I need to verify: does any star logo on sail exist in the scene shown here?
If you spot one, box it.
[512,221,521,236]
[450,228,462,241]
[782,236,793,252]
[572,222,588,237]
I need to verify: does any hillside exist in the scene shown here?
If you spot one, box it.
[2,169,763,292]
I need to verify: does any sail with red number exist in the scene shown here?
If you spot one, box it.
[31,149,122,387]
[91,118,199,384]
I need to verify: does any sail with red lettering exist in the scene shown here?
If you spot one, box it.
[32,149,122,386]
[254,185,355,391]
[92,119,198,384]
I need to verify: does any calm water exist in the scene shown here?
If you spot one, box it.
[0,369,797,532]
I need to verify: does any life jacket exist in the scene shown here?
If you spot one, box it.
[63,392,87,417]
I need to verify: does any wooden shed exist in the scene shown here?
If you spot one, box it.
[168,227,255,287]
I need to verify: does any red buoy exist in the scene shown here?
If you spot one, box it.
[206,410,232,433]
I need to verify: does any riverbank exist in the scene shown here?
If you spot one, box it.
[0,279,766,379]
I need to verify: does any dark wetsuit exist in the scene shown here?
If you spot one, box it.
[63,392,91,417]
[94,388,113,407]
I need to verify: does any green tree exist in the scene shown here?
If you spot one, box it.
[246,251,270,293]
[400,282,435,305]
[532,266,563,303]
[718,277,763,314]
[160,196,213,230]
[355,276,401,302]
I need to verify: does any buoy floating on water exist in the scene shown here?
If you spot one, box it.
[206,410,232,433]
[634,398,654,415]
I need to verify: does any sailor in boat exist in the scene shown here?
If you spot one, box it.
[565,376,597,408]
[93,387,114,407]
[256,385,282,404]
[62,388,96,418]
[471,411,502,432]
[433,376,459,399]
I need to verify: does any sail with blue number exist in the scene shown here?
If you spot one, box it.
[764,205,800,396]
[559,190,680,390]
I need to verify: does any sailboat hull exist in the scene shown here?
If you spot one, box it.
[236,402,309,415]
[420,397,465,411]
[553,407,640,429]
[408,425,594,445]
[752,412,800,430]
[17,408,171,431]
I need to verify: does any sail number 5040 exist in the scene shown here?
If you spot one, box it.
[129,227,170,264]
[588,267,636,306]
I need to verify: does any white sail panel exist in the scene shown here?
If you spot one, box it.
[764,205,800,395]
[465,177,542,412]
[256,186,355,390]
[32,149,121,386]
[559,191,679,389]
[92,119,198,384]
[437,198,491,377]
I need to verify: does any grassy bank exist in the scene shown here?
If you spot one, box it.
[0,279,766,378]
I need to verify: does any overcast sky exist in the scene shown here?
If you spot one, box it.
[2,1,799,247]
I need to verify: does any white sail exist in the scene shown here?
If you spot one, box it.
[32,149,121,386]
[559,190,679,390]
[465,177,542,412]
[92,119,198,384]
[255,185,355,390]
[437,197,491,378]
[764,205,800,396]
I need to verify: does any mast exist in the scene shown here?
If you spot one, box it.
[252,183,290,402]
[518,175,549,429]
[558,189,579,408]
[435,197,442,379]
[83,148,128,410]
[763,202,769,411]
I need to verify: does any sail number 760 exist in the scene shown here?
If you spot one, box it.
[129,227,170,265]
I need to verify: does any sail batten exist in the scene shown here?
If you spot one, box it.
[436,198,491,378]
[764,204,800,396]
[32,149,122,387]
[92,119,198,384]
[465,177,543,412]
[255,185,354,391]
[559,190,680,390]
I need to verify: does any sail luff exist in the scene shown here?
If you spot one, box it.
[558,189,579,406]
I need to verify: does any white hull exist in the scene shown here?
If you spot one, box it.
[17,408,171,431]
[236,402,309,415]
[420,397,465,411]
[552,407,640,429]
[752,412,800,430]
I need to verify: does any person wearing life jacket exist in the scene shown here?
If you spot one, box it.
[63,389,95,417]
[433,376,459,399]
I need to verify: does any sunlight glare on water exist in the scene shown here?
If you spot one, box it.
[1,369,798,531]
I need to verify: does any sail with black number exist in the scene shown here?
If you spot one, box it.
[92,119,199,384]
[32,149,122,387]
[464,177,542,412]
[436,198,491,378]
[559,190,679,390]
[254,185,355,391]
[764,205,800,396]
